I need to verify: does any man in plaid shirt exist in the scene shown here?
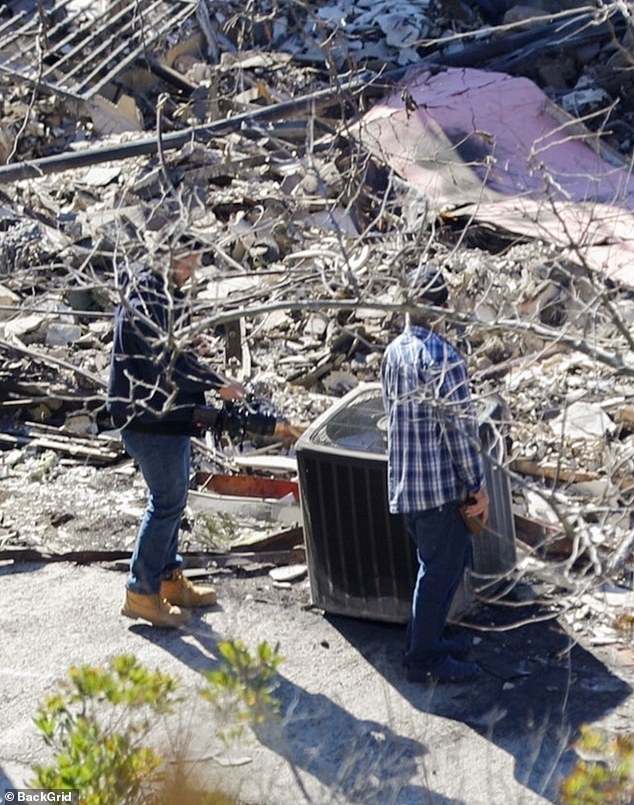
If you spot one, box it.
[381,267,488,684]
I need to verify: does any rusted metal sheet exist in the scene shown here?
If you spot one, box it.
[196,471,299,502]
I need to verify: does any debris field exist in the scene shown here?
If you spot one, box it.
[0,0,633,699]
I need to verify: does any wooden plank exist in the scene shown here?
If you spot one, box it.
[514,514,573,558]
[0,433,123,463]
[230,526,304,553]
[511,459,600,484]
[1,546,305,567]
[615,405,634,428]
[23,420,120,443]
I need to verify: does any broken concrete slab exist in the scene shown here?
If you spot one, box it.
[303,314,328,339]
[269,563,307,583]
[86,95,144,136]
[550,402,616,440]
[4,314,46,343]
[45,322,83,347]
[0,284,19,319]
[188,489,301,526]
[79,165,123,187]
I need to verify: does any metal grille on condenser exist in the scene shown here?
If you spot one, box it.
[300,453,417,612]
[0,0,195,100]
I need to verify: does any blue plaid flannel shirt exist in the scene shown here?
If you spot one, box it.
[381,325,485,514]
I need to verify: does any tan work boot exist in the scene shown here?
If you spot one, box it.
[160,569,217,608]
[121,589,191,628]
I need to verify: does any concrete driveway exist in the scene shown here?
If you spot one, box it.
[1,561,631,804]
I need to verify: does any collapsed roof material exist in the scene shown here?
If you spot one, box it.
[356,67,634,288]
[0,0,195,100]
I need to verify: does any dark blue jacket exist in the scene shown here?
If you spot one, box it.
[107,268,223,435]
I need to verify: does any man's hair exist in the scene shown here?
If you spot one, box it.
[408,265,449,307]
[406,265,449,328]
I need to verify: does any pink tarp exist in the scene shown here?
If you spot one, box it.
[356,67,634,287]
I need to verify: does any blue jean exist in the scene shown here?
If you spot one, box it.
[404,502,472,668]
[122,430,190,594]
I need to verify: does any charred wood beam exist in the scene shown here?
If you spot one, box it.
[1,546,305,567]
[145,56,197,96]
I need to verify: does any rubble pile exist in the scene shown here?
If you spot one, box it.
[205,0,447,67]
[0,0,633,620]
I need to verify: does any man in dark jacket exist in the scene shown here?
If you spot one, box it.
[108,254,244,627]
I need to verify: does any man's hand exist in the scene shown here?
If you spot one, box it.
[465,488,489,524]
[273,421,307,444]
[218,382,246,402]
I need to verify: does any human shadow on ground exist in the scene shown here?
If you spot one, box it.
[132,617,462,805]
[327,601,632,804]
[0,765,15,796]
[0,561,46,577]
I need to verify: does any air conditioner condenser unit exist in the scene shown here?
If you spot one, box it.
[295,383,516,624]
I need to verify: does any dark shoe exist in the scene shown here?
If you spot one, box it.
[403,634,472,665]
[441,633,472,661]
[406,656,481,684]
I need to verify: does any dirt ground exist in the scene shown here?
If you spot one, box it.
[1,560,632,805]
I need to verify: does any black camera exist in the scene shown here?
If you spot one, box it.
[193,396,277,443]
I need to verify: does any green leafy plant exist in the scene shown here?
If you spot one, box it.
[32,654,180,805]
[561,725,634,804]
[201,640,283,745]
[31,645,283,803]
